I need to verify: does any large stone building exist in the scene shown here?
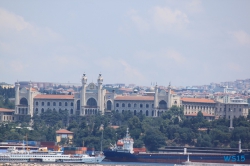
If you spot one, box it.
[13,74,181,119]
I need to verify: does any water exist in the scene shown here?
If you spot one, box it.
[101,161,175,166]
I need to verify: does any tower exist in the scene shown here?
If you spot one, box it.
[28,81,33,117]
[15,81,20,113]
[154,84,159,110]
[81,73,87,115]
[167,82,171,109]
[229,110,234,131]
[97,74,103,115]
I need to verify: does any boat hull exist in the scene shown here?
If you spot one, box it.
[104,150,250,164]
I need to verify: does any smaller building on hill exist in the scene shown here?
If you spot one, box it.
[56,129,74,145]
[0,108,15,123]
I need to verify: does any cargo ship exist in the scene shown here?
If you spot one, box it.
[103,128,250,164]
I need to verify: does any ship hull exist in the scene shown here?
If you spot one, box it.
[104,150,250,164]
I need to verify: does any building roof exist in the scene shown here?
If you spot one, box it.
[56,129,73,134]
[34,95,74,100]
[115,96,154,101]
[0,108,15,112]
[181,98,216,104]
[185,112,215,117]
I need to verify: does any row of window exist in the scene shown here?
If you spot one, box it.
[116,103,154,108]
[184,105,214,110]
[3,116,14,121]
[115,110,163,117]
[35,101,74,107]
[35,108,74,114]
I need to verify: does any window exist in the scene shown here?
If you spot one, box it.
[152,104,154,108]
[122,103,125,107]
[146,104,149,108]
[71,102,73,106]
[70,109,73,114]
[41,108,44,113]
[122,110,124,113]
[152,110,154,116]
[35,108,38,113]
[134,104,137,108]
[59,102,62,106]
[36,102,38,106]
[140,110,142,114]
[140,104,143,108]
[116,110,119,113]
[146,110,148,116]
[65,102,68,106]
[128,103,131,107]
[42,102,44,106]
[116,103,119,107]
[47,102,50,106]
[53,102,56,106]
[134,110,136,115]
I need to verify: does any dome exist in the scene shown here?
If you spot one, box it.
[149,86,154,92]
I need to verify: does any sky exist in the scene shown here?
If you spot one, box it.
[0,0,250,87]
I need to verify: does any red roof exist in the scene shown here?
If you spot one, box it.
[34,95,74,100]
[0,108,14,112]
[181,98,216,104]
[56,129,73,134]
[185,112,215,117]
[115,96,154,101]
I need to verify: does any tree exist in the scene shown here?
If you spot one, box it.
[143,129,166,151]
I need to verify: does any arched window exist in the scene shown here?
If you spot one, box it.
[122,103,125,107]
[146,110,148,116]
[239,108,241,111]
[20,98,28,105]
[146,104,149,108]
[41,108,44,113]
[87,98,97,107]
[107,101,112,110]
[140,110,142,114]
[53,102,56,106]
[70,109,73,114]
[65,102,68,106]
[134,110,136,115]
[47,102,50,106]
[134,103,137,108]
[152,104,154,108]
[116,110,119,113]
[174,101,177,104]
[152,110,154,116]
[159,100,167,109]
[36,102,38,106]
[59,102,62,106]
[71,102,73,106]
[122,110,124,113]
[42,102,44,106]
[53,108,56,111]
[128,103,131,107]
[116,103,119,107]
[35,108,38,113]
[157,111,159,117]
[140,104,143,108]
[77,100,80,110]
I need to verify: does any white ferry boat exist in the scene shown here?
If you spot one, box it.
[0,146,105,163]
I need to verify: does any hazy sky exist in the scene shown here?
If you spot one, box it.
[0,1,249,87]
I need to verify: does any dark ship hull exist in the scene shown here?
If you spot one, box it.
[104,150,250,164]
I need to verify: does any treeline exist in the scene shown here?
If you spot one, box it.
[0,87,15,109]
[1,106,250,151]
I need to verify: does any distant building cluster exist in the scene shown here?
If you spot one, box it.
[0,75,250,123]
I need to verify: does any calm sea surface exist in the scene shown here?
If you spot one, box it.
[101,161,175,166]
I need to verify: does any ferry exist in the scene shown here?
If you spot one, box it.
[0,146,105,163]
